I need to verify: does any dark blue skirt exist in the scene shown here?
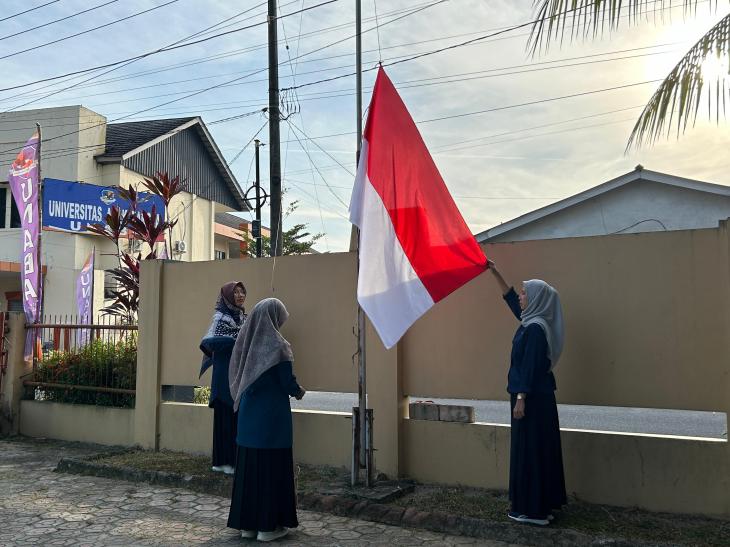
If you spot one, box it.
[212,401,237,467]
[227,446,299,532]
[509,392,567,518]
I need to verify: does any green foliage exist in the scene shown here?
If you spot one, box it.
[247,199,324,256]
[30,336,137,407]
[193,386,211,405]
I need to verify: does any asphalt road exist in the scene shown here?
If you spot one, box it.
[291,392,728,439]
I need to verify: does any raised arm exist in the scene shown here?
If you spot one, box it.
[487,260,509,295]
[488,261,522,321]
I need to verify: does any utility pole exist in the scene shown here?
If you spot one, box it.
[254,139,263,258]
[268,0,282,257]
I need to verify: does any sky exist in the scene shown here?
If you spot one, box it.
[1,0,729,252]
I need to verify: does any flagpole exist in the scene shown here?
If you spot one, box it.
[36,123,44,320]
[353,0,373,488]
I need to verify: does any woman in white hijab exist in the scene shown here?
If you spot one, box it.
[488,260,567,527]
[226,298,305,542]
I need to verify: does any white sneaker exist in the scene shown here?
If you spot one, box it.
[508,512,549,526]
[241,530,256,539]
[211,465,224,473]
[257,527,289,542]
[221,465,235,475]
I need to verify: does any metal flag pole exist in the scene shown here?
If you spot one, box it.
[352,0,373,488]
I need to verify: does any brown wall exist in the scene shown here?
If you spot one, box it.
[158,253,358,393]
[89,223,726,517]
[405,228,730,413]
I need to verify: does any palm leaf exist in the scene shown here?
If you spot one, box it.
[627,12,730,148]
[528,1,711,54]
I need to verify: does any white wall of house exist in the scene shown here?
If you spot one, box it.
[486,180,730,243]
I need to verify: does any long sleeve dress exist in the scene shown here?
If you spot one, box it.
[199,336,238,468]
[503,287,567,519]
[227,361,303,533]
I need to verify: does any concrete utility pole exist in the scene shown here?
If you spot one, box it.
[267,0,282,257]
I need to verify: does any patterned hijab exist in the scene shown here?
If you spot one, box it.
[199,282,246,377]
[229,298,295,411]
[521,279,564,370]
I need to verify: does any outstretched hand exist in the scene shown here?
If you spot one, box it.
[295,387,306,401]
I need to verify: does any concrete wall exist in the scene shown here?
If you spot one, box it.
[488,180,730,242]
[0,313,30,434]
[15,223,730,517]
[155,253,358,391]
[159,403,352,468]
[405,227,730,412]
[19,400,134,447]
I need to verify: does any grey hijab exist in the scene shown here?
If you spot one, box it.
[521,280,564,370]
[229,298,295,411]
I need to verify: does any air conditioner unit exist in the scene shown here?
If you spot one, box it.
[174,240,187,253]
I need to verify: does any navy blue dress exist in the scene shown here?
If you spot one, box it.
[503,288,567,519]
[199,336,237,467]
[228,361,303,533]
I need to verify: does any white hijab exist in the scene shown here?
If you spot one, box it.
[229,298,295,411]
[521,279,564,370]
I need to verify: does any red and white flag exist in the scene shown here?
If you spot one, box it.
[350,68,488,349]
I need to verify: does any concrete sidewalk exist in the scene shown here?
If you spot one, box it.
[0,437,521,546]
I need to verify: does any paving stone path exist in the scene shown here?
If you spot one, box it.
[0,438,523,546]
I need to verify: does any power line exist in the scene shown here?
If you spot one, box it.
[0,0,182,62]
[0,0,119,42]
[1,2,274,115]
[17,42,677,110]
[0,0,343,158]
[0,0,428,96]
[0,1,62,24]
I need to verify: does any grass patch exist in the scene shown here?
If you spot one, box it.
[94,449,212,476]
[90,449,730,546]
[398,485,730,546]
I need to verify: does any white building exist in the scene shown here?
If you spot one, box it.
[477,167,730,243]
[0,106,248,317]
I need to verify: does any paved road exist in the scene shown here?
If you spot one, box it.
[0,438,520,547]
[291,393,728,439]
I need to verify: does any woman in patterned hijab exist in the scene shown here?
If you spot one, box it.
[199,281,247,475]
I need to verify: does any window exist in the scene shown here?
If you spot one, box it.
[214,250,227,260]
[9,194,20,228]
[104,270,118,300]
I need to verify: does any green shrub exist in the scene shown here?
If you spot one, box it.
[193,386,211,405]
[30,335,137,407]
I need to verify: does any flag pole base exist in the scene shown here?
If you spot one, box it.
[351,407,374,487]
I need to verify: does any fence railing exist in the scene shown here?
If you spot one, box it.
[23,315,138,407]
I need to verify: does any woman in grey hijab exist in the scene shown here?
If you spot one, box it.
[488,261,567,527]
[226,298,305,543]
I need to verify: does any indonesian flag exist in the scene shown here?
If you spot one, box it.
[350,68,488,349]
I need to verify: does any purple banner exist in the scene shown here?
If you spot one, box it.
[76,249,95,345]
[8,132,42,358]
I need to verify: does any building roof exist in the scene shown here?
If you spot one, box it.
[215,212,248,229]
[103,118,195,157]
[96,117,247,211]
[476,167,730,242]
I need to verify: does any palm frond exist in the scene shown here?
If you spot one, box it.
[528,1,710,55]
[627,12,730,149]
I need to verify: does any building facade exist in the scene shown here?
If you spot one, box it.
[477,167,730,243]
[0,106,248,317]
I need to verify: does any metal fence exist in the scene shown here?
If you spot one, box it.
[23,315,138,407]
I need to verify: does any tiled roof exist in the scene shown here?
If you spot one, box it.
[103,118,195,157]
